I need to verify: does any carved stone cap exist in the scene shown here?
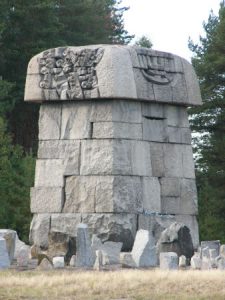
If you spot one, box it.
[24,45,202,106]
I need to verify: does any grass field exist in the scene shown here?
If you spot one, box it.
[0,269,225,300]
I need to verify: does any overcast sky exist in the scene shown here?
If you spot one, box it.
[122,0,222,61]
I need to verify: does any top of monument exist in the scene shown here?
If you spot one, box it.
[24,44,202,106]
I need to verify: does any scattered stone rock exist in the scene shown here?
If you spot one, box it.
[179,255,186,268]
[156,222,194,261]
[120,252,136,268]
[131,229,157,268]
[69,255,76,267]
[201,247,210,259]
[14,234,26,259]
[53,256,65,269]
[93,250,103,271]
[37,258,53,270]
[201,241,220,258]
[0,229,16,263]
[17,246,29,268]
[160,252,178,270]
[220,245,225,258]
[201,257,212,270]
[76,224,93,268]
[190,253,201,270]
[91,235,122,265]
[0,237,10,269]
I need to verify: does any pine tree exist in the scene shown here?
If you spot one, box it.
[189,2,225,242]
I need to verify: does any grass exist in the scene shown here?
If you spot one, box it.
[0,269,225,300]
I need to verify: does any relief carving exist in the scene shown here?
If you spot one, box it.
[39,47,104,100]
[136,49,179,85]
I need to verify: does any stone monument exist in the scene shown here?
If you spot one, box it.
[25,45,202,251]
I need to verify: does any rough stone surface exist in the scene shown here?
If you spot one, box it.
[131,229,157,268]
[0,229,16,263]
[93,250,103,271]
[142,177,161,213]
[160,252,178,270]
[76,224,93,268]
[29,214,50,249]
[0,238,10,269]
[220,245,225,258]
[156,222,194,260]
[37,257,53,270]
[80,139,152,176]
[39,104,61,140]
[69,255,76,267]
[30,187,64,213]
[14,235,26,259]
[179,255,187,268]
[64,175,142,213]
[120,252,136,268]
[53,256,65,269]
[50,213,81,237]
[82,213,137,251]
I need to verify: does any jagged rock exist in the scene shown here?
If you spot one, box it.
[14,234,26,259]
[160,252,178,270]
[0,229,16,263]
[37,258,53,270]
[179,255,186,268]
[91,235,122,265]
[156,222,194,260]
[190,253,201,270]
[131,229,157,268]
[53,256,65,269]
[120,252,136,268]
[93,250,103,271]
[0,238,10,269]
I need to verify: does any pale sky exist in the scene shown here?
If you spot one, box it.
[122,0,222,61]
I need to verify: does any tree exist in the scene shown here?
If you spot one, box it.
[135,35,153,48]
[189,2,225,242]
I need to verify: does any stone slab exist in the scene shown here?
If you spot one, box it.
[167,127,192,144]
[92,121,142,140]
[201,241,220,258]
[76,223,93,268]
[80,139,152,176]
[0,238,10,269]
[30,187,64,213]
[0,230,16,263]
[164,105,189,128]
[142,118,167,142]
[141,103,164,119]
[82,213,137,251]
[160,252,178,270]
[53,256,65,269]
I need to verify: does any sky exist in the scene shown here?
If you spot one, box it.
[122,0,222,61]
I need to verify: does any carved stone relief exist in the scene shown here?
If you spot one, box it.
[39,47,104,100]
[136,48,181,85]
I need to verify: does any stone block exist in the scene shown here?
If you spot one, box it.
[38,140,80,175]
[179,255,187,268]
[64,175,142,213]
[131,229,157,268]
[160,252,178,270]
[142,118,167,142]
[0,238,10,269]
[80,139,152,176]
[141,103,164,119]
[142,177,161,213]
[93,250,103,270]
[220,245,225,258]
[167,127,192,144]
[164,105,189,127]
[0,229,16,263]
[50,213,81,237]
[149,143,164,177]
[82,213,137,251]
[182,146,196,179]
[30,187,64,213]
[38,104,61,140]
[14,235,26,259]
[120,252,136,268]
[180,179,198,214]
[92,121,142,140]
[37,258,53,270]
[69,255,76,267]
[76,223,93,268]
[60,103,93,139]
[24,74,43,102]
[29,214,50,249]
[53,256,65,269]
[34,159,65,187]
[160,178,180,197]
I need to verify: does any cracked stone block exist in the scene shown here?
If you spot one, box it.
[50,213,82,237]
[39,104,61,140]
[29,214,50,249]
